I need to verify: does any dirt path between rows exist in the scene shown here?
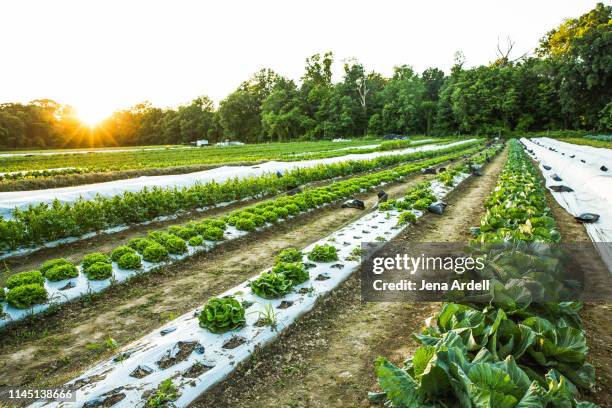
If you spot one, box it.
[0,157,465,394]
[540,176,611,407]
[191,147,508,408]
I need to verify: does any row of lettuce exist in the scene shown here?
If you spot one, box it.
[0,140,478,252]
[0,143,487,315]
[372,140,598,407]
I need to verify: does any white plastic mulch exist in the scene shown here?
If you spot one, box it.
[521,137,612,269]
[0,139,476,219]
[29,174,469,408]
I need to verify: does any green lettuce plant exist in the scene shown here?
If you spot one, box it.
[198,296,246,333]
[308,244,338,262]
[250,272,293,299]
[5,270,44,289]
[6,283,47,309]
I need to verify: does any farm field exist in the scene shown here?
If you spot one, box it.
[0,137,609,408]
[1,2,611,407]
[0,138,445,191]
[0,138,475,256]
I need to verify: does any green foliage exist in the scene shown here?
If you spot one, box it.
[188,235,204,246]
[167,226,198,240]
[85,262,113,280]
[5,270,44,289]
[110,245,136,262]
[6,283,47,309]
[148,231,187,254]
[128,237,154,253]
[117,253,142,270]
[475,142,560,243]
[372,141,598,408]
[275,248,303,264]
[235,218,256,232]
[308,244,339,262]
[398,211,417,225]
[40,258,72,275]
[147,378,178,408]
[198,296,246,333]
[199,226,224,241]
[271,262,309,284]
[45,263,79,281]
[142,242,168,263]
[82,253,111,271]
[250,272,293,299]
[0,140,481,251]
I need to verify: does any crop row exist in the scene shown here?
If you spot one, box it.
[0,140,480,253]
[372,140,599,407]
[0,144,487,322]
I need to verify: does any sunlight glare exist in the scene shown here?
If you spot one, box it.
[76,105,109,127]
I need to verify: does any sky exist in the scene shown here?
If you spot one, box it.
[0,0,603,124]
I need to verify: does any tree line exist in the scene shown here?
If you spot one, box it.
[0,3,610,149]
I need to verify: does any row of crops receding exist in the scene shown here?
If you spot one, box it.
[0,140,480,253]
[0,144,495,322]
[372,140,599,408]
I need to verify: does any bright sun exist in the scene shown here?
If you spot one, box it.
[76,106,109,127]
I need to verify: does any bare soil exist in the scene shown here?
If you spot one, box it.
[191,147,508,408]
[0,159,456,392]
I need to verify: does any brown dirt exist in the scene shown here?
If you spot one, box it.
[0,158,457,392]
[191,147,508,408]
[540,176,612,407]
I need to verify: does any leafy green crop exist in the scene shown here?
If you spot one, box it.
[6,283,47,309]
[398,211,417,225]
[117,253,142,270]
[199,225,224,241]
[0,141,482,252]
[6,270,44,289]
[146,378,178,407]
[142,242,168,263]
[82,253,111,270]
[198,296,246,333]
[110,245,136,262]
[308,244,338,262]
[85,262,113,280]
[45,263,78,281]
[40,258,72,275]
[250,272,293,299]
[372,142,599,407]
[275,248,303,264]
[188,235,204,246]
[272,262,309,284]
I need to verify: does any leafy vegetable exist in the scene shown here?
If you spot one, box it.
[308,244,338,262]
[5,270,44,289]
[198,296,246,333]
[6,283,47,309]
